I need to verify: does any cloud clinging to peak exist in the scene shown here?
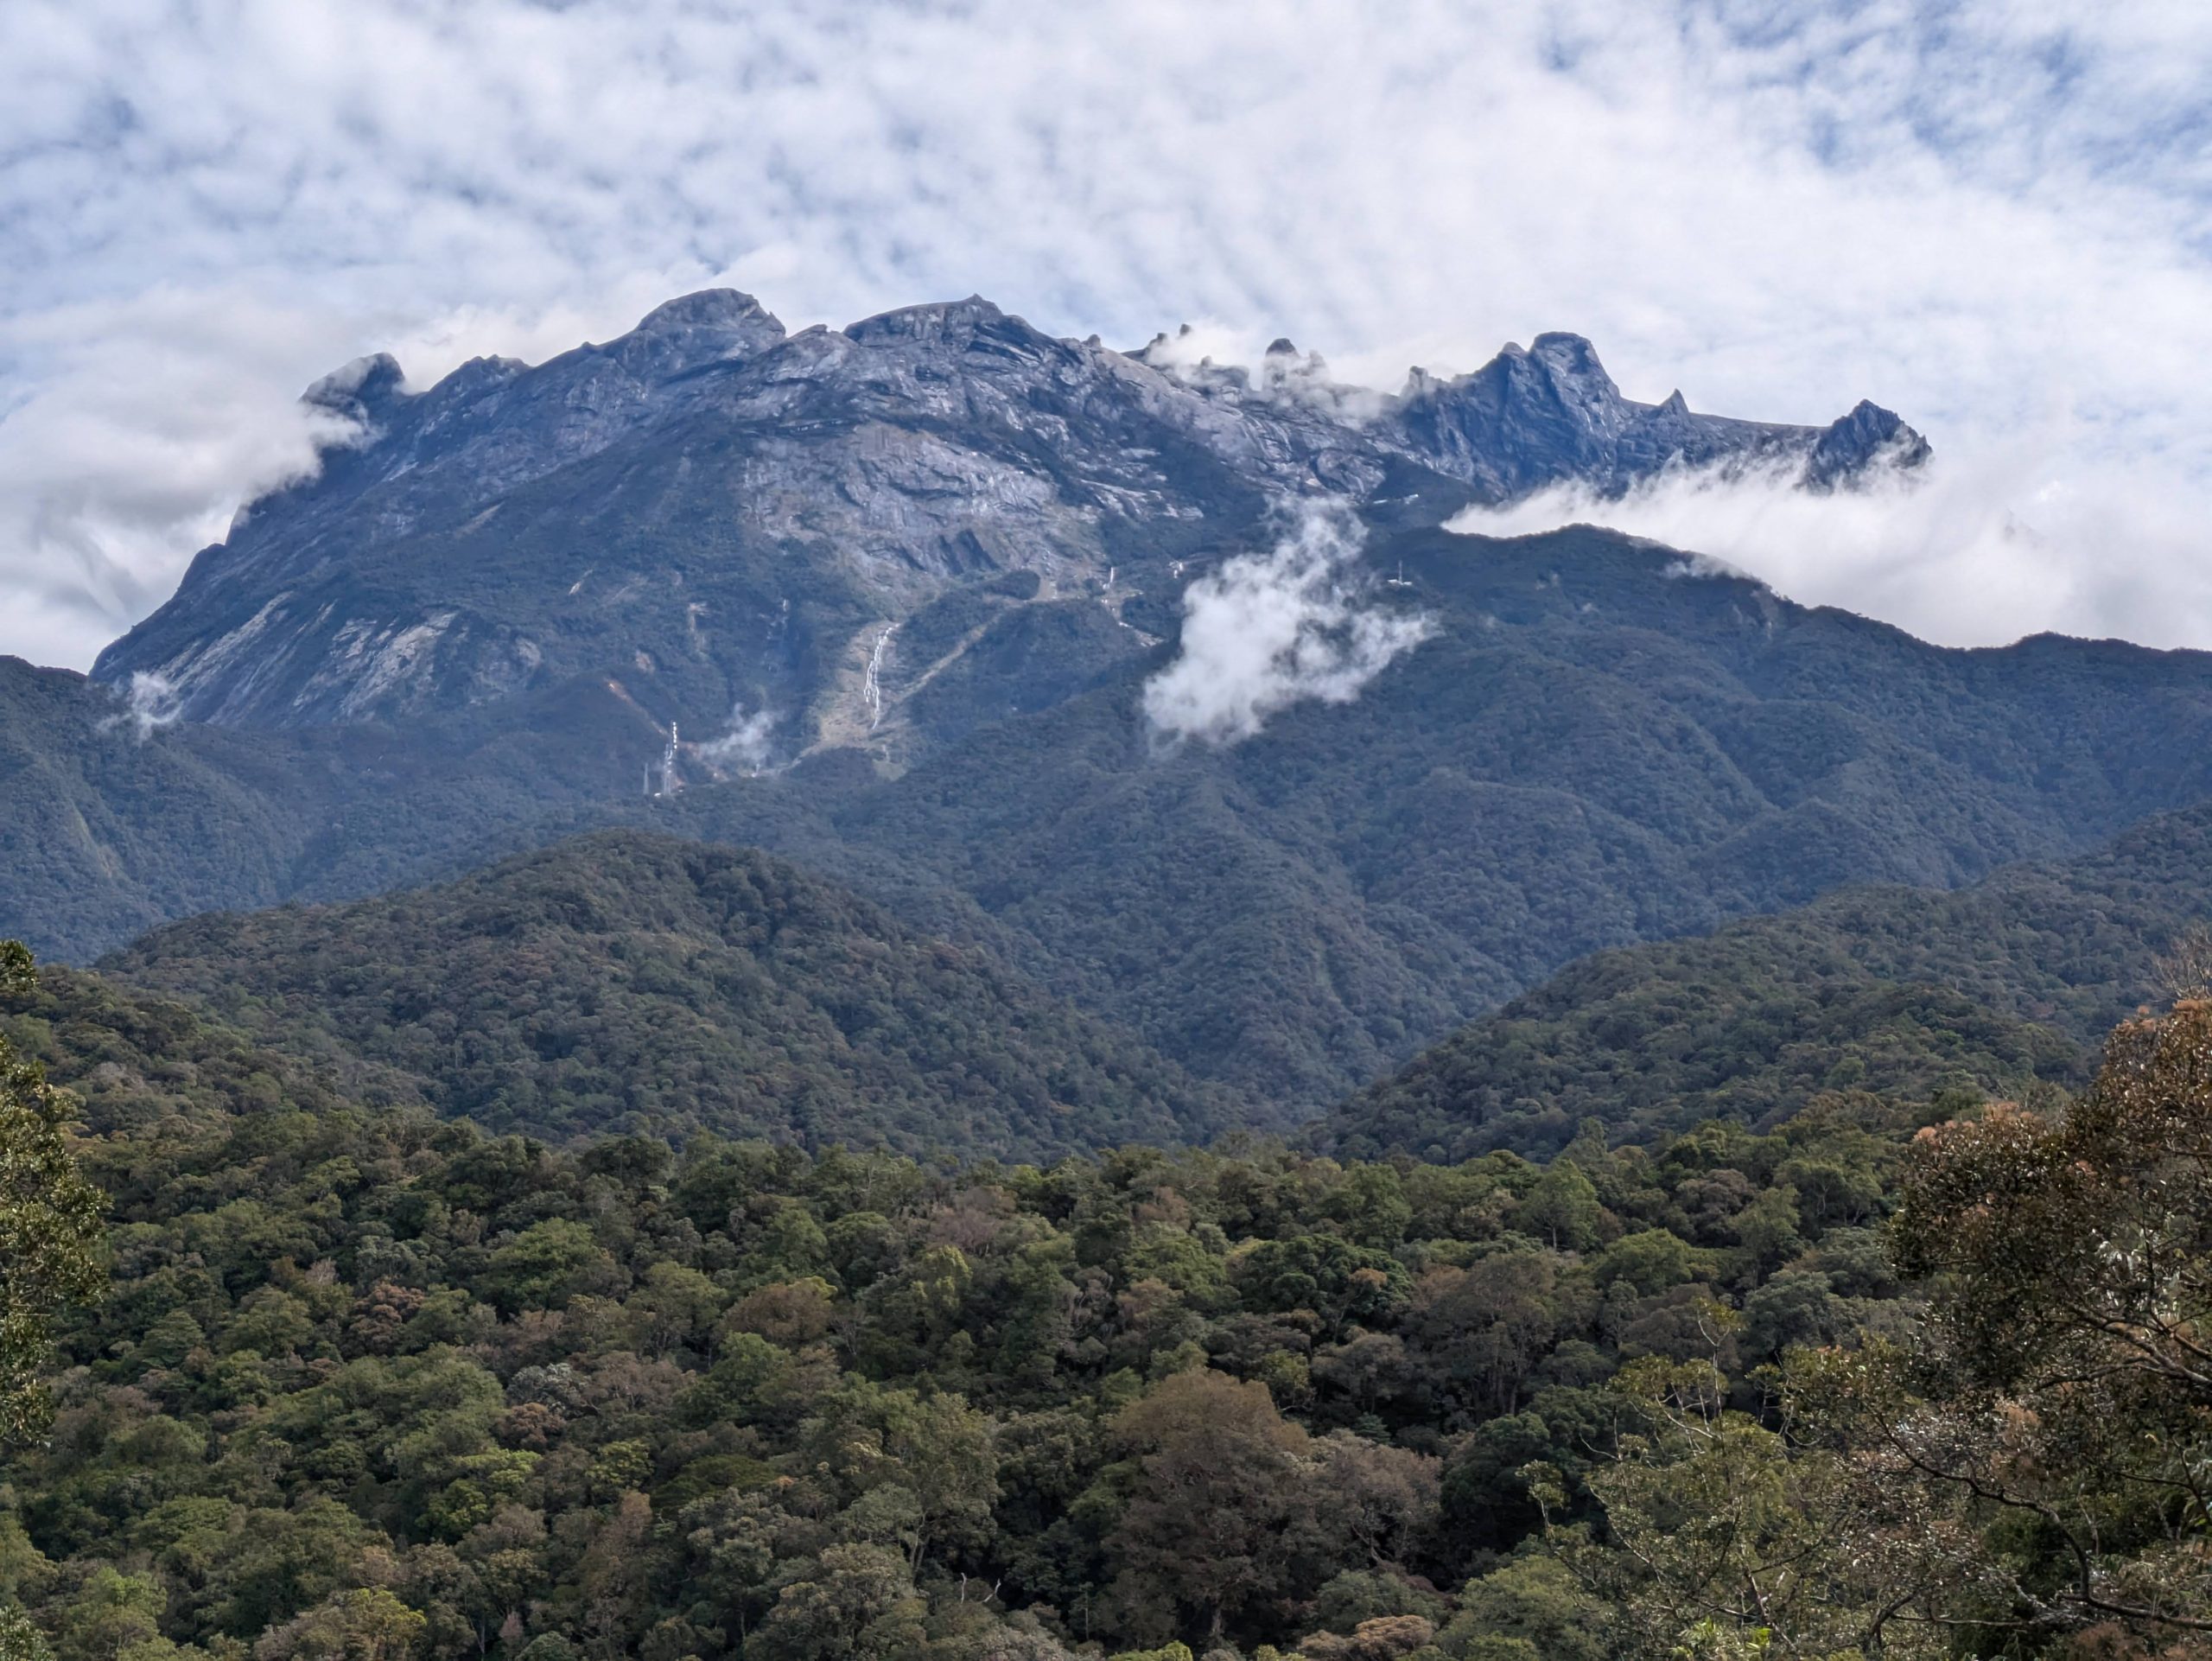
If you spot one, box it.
[8,3,2212,665]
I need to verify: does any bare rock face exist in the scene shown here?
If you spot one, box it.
[95,290,1923,740]
[1389,330,1909,497]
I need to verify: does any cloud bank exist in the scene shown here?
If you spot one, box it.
[1448,427,2212,650]
[7,3,2212,665]
[1144,503,1432,745]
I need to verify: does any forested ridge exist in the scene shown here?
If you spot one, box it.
[94,832,1238,1161]
[1323,798,2212,1161]
[16,935,2212,1658]
[83,796,2212,1175]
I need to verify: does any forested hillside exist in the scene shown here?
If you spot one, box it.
[94,833,1236,1160]
[14,946,2212,1655]
[1322,798,2212,1160]
[0,951,1936,1660]
[26,518,2212,1120]
[78,790,2212,1171]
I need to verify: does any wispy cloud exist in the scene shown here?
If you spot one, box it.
[97,670,185,741]
[696,702,780,775]
[1144,501,1431,745]
[6,3,2212,665]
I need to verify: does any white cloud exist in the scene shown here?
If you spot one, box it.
[1144,501,1432,745]
[5,3,2212,665]
[98,671,184,741]
[1448,425,2212,651]
[695,702,780,775]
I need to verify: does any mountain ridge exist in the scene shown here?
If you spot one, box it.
[93,289,1924,737]
[94,827,1244,1158]
[1317,794,2212,1161]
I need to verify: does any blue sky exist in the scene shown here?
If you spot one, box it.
[5,1,2212,668]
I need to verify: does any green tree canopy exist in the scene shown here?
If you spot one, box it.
[0,944,102,1446]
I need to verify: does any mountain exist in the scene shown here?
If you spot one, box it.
[95,829,1238,1158]
[1318,797,2212,1161]
[93,291,1920,739]
[30,287,2212,1118]
[639,523,2212,1105]
[23,516,2212,1111]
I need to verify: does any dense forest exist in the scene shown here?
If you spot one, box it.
[11,939,2212,1658]
[1321,799,2212,1161]
[81,798,2212,1175]
[97,834,1236,1161]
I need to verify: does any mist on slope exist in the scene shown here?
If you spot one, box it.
[1447,437,2212,652]
[1143,501,1432,746]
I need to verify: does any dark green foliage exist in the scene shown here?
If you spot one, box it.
[99,830,1241,1158]
[24,521,2212,1119]
[0,946,104,1446]
[0,959,1929,1659]
[0,664,309,961]
[1323,799,2212,1160]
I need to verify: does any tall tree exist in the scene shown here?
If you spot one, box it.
[0,943,103,1447]
[1846,996,2212,1642]
[1106,1371,1313,1645]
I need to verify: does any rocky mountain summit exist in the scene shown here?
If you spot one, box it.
[94,290,1924,741]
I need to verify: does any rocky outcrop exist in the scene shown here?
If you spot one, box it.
[95,290,1924,733]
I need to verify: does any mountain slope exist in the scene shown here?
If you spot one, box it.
[98,830,1241,1157]
[26,518,2212,1110]
[0,660,316,955]
[93,290,1918,741]
[1318,799,2212,1161]
[0,653,739,964]
[650,524,2212,1104]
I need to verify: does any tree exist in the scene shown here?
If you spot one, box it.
[1806,997,2212,1645]
[748,1543,925,1661]
[0,944,105,1444]
[251,1588,426,1661]
[51,1568,163,1661]
[1535,1357,1951,1658]
[798,1384,1001,1573]
[1519,1160,1604,1253]
[573,1492,657,1660]
[1407,1252,1561,1414]
[1106,1371,1312,1645]
[1303,1433,1438,1573]
[1439,1556,1609,1661]
[0,1606,54,1661]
